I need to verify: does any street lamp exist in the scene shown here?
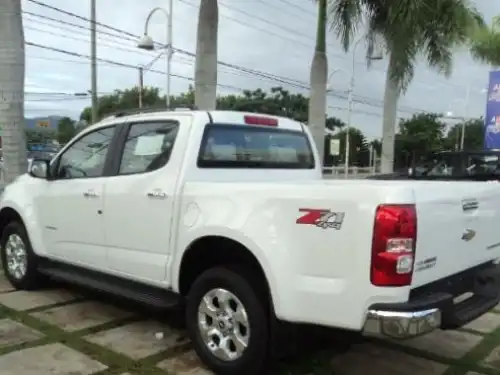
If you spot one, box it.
[344,35,383,177]
[326,69,347,92]
[137,3,173,108]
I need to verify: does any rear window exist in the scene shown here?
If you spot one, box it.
[197,124,315,169]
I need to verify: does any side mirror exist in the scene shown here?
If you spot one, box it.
[29,159,50,179]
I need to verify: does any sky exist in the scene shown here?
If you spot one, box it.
[22,0,499,140]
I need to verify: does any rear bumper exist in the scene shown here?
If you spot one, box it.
[362,308,441,339]
[362,261,500,340]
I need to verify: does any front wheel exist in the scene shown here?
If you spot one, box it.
[0,221,44,290]
[185,266,271,375]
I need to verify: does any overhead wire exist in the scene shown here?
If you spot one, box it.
[27,40,424,117]
[25,41,242,92]
[22,14,423,114]
[24,0,465,92]
[178,0,472,90]
[22,0,445,117]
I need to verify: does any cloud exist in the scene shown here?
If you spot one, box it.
[21,0,495,140]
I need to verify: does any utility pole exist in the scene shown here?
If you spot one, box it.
[460,84,471,150]
[344,35,383,178]
[138,67,144,108]
[90,0,98,123]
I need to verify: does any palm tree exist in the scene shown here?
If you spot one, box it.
[194,0,219,110]
[330,0,484,173]
[0,0,28,183]
[308,0,328,165]
[470,16,500,67]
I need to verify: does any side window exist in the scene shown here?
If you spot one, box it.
[55,126,116,179]
[118,121,179,175]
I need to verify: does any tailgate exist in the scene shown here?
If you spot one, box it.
[411,182,500,287]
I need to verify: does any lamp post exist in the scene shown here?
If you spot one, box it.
[326,69,346,92]
[138,52,166,108]
[344,35,383,177]
[445,85,488,150]
[137,2,173,108]
[446,85,471,150]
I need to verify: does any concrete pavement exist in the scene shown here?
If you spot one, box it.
[1,275,500,374]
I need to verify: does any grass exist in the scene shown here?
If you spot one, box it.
[0,301,171,374]
[1,279,500,374]
[0,283,335,375]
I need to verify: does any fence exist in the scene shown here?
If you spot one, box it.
[323,166,379,179]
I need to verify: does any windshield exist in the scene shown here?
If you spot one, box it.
[198,124,315,169]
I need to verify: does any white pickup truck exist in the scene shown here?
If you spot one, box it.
[1,108,500,375]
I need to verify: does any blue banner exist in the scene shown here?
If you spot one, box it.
[484,71,500,149]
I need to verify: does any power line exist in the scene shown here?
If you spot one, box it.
[22,9,312,87]
[25,43,398,118]
[274,0,316,17]
[24,0,463,93]
[23,0,473,103]
[254,0,316,20]
[26,41,244,92]
[23,18,290,88]
[22,15,424,113]
[177,0,471,91]
[21,1,468,118]
[35,6,309,87]
[22,2,434,117]
[27,40,421,114]
[27,54,118,66]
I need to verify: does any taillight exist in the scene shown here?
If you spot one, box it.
[243,115,278,126]
[370,204,417,287]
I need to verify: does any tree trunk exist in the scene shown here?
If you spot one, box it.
[308,0,328,166]
[194,0,218,110]
[0,0,27,184]
[380,53,399,174]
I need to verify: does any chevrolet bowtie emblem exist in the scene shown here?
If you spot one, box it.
[462,229,476,241]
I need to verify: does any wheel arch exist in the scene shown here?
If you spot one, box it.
[176,234,279,312]
[0,207,24,237]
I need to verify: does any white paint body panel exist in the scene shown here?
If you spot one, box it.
[2,110,500,332]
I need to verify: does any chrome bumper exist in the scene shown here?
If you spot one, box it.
[362,308,441,340]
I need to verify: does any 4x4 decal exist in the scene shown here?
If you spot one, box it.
[296,208,345,230]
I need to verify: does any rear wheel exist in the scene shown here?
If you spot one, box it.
[186,266,271,375]
[0,221,44,290]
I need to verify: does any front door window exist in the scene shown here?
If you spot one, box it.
[55,126,116,179]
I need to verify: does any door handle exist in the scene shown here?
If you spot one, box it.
[147,189,167,199]
[83,189,98,198]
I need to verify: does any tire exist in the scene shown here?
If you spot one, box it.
[186,266,271,375]
[0,221,43,290]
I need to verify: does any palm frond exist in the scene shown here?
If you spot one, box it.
[470,25,500,66]
[380,0,482,90]
[328,0,362,51]
[327,0,484,89]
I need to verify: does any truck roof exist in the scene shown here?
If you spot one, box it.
[91,108,306,132]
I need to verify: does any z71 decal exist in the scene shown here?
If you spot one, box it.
[296,208,345,230]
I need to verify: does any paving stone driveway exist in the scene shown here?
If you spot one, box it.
[1,275,500,375]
